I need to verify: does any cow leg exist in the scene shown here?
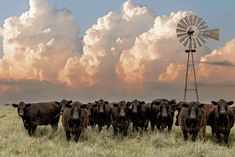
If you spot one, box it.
[215,132,221,143]
[31,125,37,135]
[192,131,198,142]
[74,130,82,143]
[50,123,58,134]
[123,125,129,136]
[65,129,71,141]
[107,124,111,130]
[150,120,155,131]
[224,130,230,144]
[27,125,33,136]
[113,125,118,136]
[183,130,188,141]
[98,124,102,133]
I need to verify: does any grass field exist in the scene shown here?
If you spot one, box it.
[1,106,235,157]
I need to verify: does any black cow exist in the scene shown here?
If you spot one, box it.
[208,99,234,144]
[111,101,131,136]
[86,102,98,128]
[95,99,112,132]
[179,102,207,142]
[128,99,150,133]
[12,101,62,136]
[150,99,176,132]
[62,101,89,142]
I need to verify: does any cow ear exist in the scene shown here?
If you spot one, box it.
[26,104,31,107]
[228,101,234,106]
[68,100,72,104]
[211,101,217,105]
[113,103,119,107]
[105,101,109,104]
[126,102,131,107]
[95,101,98,104]
[170,99,176,105]
[198,104,204,108]
[12,104,18,108]
[55,101,60,105]
[141,101,145,104]
[182,103,189,108]
[65,103,72,108]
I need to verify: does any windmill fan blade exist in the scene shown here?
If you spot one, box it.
[179,35,189,43]
[177,33,188,39]
[199,25,208,30]
[194,16,199,26]
[183,37,190,47]
[179,19,188,28]
[191,15,196,25]
[177,23,187,30]
[195,17,203,27]
[198,21,206,29]
[188,15,193,26]
[192,38,197,49]
[195,37,202,47]
[198,35,206,44]
[176,28,187,33]
[183,16,191,26]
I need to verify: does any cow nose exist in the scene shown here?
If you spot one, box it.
[219,111,226,115]
[120,113,125,117]
[190,115,196,120]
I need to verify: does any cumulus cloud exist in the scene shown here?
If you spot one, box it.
[0,0,81,82]
[198,39,235,84]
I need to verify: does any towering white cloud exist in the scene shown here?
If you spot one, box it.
[0,0,81,82]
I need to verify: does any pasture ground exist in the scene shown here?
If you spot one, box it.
[1,106,235,157]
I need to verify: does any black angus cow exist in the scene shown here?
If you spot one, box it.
[179,102,207,142]
[86,102,98,128]
[12,101,63,136]
[208,99,234,144]
[95,99,112,132]
[62,101,89,142]
[128,99,150,133]
[150,99,176,132]
[111,101,132,136]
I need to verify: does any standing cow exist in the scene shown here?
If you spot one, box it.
[95,99,112,132]
[150,99,176,132]
[111,101,132,136]
[179,101,207,142]
[12,101,63,136]
[208,99,234,144]
[128,99,150,133]
[62,101,89,142]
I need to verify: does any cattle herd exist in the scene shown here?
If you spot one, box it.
[12,98,235,145]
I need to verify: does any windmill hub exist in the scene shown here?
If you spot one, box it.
[187,26,199,36]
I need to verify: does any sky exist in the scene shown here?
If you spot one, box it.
[0,0,235,104]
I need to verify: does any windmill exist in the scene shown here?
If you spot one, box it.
[176,15,219,102]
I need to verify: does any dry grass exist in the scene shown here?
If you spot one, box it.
[1,106,235,157]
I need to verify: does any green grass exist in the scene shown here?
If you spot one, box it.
[1,106,235,157]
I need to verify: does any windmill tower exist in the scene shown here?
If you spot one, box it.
[176,15,219,102]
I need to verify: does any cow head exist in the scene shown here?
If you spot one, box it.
[129,99,145,114]
[211,99,233,116]
[65,102,83,120]
[12,101,31,117]
[182,102,204,121]
[151,99,176,119]
[55,99,72,114]
[95,99,108,114]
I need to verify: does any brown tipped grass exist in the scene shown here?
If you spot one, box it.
[1,106,235,157]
